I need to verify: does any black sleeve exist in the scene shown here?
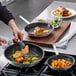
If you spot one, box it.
[0,3,15,25]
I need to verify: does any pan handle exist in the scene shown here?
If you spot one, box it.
[19,15,30,24]
[52,44,59,55]
[2,41,25,50]
[0,36,13,49]
[2,40,13,49]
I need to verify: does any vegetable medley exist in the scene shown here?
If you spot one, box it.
[9,45,40,64]
[53,6,72,17]
[50,20,61,27]
[51,59,72,68]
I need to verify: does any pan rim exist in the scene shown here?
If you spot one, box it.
[4,41,45,66]
[24,22,54,37]
[47,54,75,69]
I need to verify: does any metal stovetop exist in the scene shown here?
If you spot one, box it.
[0,51,76,76]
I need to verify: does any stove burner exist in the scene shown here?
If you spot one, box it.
[0,51,76,76]
[60,69,75,76]
[41,65,76,76]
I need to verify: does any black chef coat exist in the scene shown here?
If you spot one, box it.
[0,2,14,25]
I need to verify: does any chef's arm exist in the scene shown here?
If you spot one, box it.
[8,19,19,33]
[8,19,23,42]
[0,3,15,25]
[0,3,23,42]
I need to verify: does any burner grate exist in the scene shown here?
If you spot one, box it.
[21,67,38,74]
[0,51,76,76]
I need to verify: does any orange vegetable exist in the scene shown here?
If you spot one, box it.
[15,57,24,63]
[33,27,49,34]
[51,59,72,68]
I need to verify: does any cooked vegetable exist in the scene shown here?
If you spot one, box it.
[51,59,72,68]
[15,57,24,63]
[32,57,39,60]
[56,15,62,17]
[9,55,17,63]
[50,20,61,27]
[23,61,30,64]
[53,6,72,17]
[24,56,32,61]
[32,26,49,34]
[9,55,39,64]
[32,59,40,63]
[30,55,40,57]
[9,45,40,64]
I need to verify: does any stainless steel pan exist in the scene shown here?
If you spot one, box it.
[47,45,75,71]
[19,16,54,37]
[4,41,45,67]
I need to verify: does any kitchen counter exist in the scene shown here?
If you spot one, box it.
[24,1,76,55]
[34,1,76,22]
[0,1,76,71]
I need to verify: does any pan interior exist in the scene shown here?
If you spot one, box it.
[25,22,53,33]
[48,55,75,68]
[4,42,43,62]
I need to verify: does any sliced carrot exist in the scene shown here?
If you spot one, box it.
[15,57,24,63]
[21,45,29,55]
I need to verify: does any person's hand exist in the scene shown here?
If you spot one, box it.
[13,28,24,42]
[8,19,24,42]
[0,37,6,45]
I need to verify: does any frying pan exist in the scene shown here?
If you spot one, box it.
[24,22,54,37]
[4,41,45,67]
[47,45,75,71]
[47,54,75,71]
[19,16,54,37]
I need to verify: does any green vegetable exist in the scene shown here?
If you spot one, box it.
[56,15,62,17]
[8,50,17,63]
[30,55,39,57]
[9,52,40,64]
[32,59,39,63]
[50,20,61,27]
[23,59,32,63]
[9,55,17,63]
[32,57,39,60]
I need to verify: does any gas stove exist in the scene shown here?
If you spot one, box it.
[0,51,76,76]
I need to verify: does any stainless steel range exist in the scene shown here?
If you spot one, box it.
[0,51,76,76]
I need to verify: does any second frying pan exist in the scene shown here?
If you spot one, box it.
[25,22,54,37]
[19,16,54,37]
[47,54,75,71]
[46,45,75,71]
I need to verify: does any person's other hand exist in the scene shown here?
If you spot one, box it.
[0,37,6,45]
[13,28,24,42]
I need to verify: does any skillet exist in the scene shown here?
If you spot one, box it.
[47,54,75,71]
[25,22,54,37]
[19,16,54,37]
[4,41,45,67]
[46,45,75,71]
